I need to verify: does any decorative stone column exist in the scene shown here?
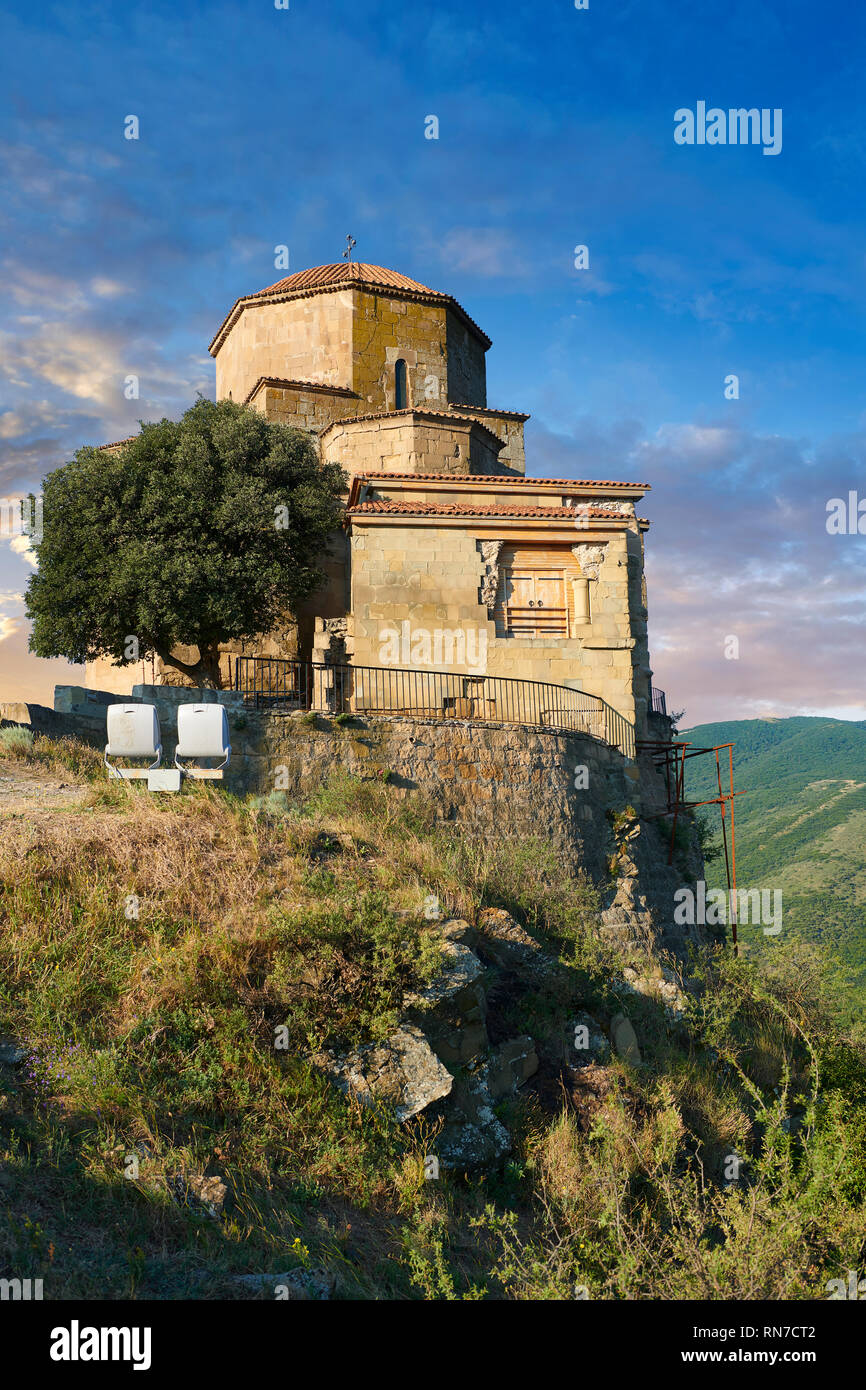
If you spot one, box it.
[478,540,504,615]
[571,577,591,627]
[570,543,607,636]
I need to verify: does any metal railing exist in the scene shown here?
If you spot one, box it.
[234,657,635,758]
[651,686,667,716]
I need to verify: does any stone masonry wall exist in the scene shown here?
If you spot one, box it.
[349,522,650,735]
[215,288,488,418]
[47,688,636,885]
[191,699,702,956]
[224,708,700,958]
[249,383,361,434]
[215,291,356,405]
[235,711,638,878]
[446,407,526,475]
[444,309,487,408]
[322,413,503,480]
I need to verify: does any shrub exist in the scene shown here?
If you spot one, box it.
[0,725,35,756]
[267,889,443,1047]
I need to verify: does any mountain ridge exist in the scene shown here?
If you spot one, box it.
[678,715,866,1017]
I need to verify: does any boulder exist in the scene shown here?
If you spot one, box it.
[610,1012,642,1066]
[435,1072,511,1169]
[312,1023,453,1122]
[485,1036,539,1100]
[403,938,487,1067]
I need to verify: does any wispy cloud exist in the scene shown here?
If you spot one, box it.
[0,0,864,718]
[0,588,24,646]
[528,414,866,722]
[433,227,528,279]
[9,534,37,568]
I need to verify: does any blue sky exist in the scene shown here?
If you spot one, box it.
[1,0,865,722]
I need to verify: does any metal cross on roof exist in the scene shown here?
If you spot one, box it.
[342,234,357,263]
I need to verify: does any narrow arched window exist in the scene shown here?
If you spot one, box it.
[395,359,408,410]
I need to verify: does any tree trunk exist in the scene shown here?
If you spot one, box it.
[158,644,224,689]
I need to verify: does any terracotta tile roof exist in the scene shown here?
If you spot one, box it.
[353,472,649,489]
[243,376,359,405]
[97,436,137,450]
[448,403,530,421]
[348,501,632,520]
[259,263,436,296]
[209,263,492,355]
[322,407,504,443]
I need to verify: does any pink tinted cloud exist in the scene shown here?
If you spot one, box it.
[529,416,866,725]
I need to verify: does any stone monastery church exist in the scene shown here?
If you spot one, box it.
[90,260,657,748]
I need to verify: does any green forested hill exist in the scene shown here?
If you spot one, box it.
[679,716,866,1016]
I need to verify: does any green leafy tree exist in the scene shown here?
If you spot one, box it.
[26,397,346,687]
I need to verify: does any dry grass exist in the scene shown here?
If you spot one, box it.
[0,728,104,780]
[0,758,864,1299]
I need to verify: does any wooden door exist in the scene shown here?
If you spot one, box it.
[502,569,566,636]
[533,572,566,634]
[503,569,537,634]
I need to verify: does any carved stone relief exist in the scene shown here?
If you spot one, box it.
[478,540,504,614]
[571,542,608,581]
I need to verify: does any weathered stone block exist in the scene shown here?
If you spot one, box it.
[311,1024,453,1122]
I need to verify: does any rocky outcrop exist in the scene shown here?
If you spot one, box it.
[403,935,487,1068]
[309,916,548,1167]
[38,689,709,1166]
[308,908,682,1168]
[311,1024,453,1122]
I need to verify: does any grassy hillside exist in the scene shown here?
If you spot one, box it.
[0,730,865,1300]
[680,716,866,1017]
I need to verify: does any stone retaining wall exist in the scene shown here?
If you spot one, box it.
[233,708,641,881]
[1,684,703,957]
[226,705,702,956]
[44,684,642,881]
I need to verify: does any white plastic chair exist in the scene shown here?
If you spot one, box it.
[175,703,231,779]
[105,704,162,779]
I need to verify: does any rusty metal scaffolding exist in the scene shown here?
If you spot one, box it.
[636,739,744,953]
